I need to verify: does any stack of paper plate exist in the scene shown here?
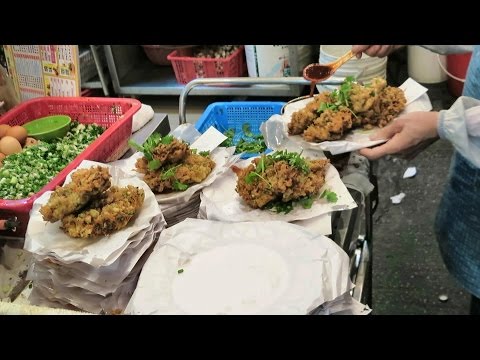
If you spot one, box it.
[23,161,166,314]
[125,218,353,315]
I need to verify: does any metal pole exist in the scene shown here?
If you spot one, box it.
[178,77,343,125]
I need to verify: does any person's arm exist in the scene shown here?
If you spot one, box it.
[438,96,480,167]
[359,97,480,167]
[421,45,474,55]
[352,45,474,58]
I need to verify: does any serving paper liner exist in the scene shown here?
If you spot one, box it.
[125,218,353,315]
[27,220,162,296]
[200,157,356,223]
[24,160,165,267]
[114,147,238,205]
[262,78,433,155]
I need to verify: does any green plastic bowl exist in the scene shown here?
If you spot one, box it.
[23,115,72,141]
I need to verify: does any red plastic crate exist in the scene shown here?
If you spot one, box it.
[0,96,141,238]
[167,46,247,84]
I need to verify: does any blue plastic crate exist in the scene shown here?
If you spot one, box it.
[195,101,285,158]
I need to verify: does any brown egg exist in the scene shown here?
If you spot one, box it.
[6,126,28,145]
[0,136,22,155]
[24,137,38,148]
[0,152,5,162]
[0,124,11,138]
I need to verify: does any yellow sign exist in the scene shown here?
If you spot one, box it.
[3,45,81,101]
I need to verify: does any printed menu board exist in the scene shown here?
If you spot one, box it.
[3,45,81,101]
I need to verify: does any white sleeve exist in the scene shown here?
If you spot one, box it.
[421,45,474,55]
[437,96,480,168]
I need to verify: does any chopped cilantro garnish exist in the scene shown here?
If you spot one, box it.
[317,76,356,114]
[148,159,162,171]
[160,165,180,180]
[320,189,338,203]
[173,180,189,191]
[221,124,267,154]
[264,195,315,214]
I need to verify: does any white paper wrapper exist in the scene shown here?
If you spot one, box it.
[262,78,432,155]
[30,263,143,314]
[29,241,153,314]
[200,157,356,223]
[24,160,164,267]
[292,213,332,236]
[28,222,160,296]
[114,147,238,205]
[312,291,372,315]
[0,301,92,315]
[125,218,352,315]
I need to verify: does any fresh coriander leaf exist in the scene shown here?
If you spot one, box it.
[321,189,338,203]
[245,172,258,184]
[161,165,179,180]
[344,75,355,83]
[326,191,338,203]
[224,129,235,138]
[199,151,210,157]
[161,135,174,144]
[223,127,267,154]
[144,133,162,151]
[242,123,254,138]
[264,200,294,214]
[140,133,163,161]
[173,180,189,191]
[148,159,162,171]
[258,156,265,173]
[298,196,314,209]
[270,150,309,174]
[128,139,144,153]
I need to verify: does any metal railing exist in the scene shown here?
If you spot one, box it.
[178,77,343,125]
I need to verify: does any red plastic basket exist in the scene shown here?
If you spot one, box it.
[167,46,247,84]
[0,96,141,238]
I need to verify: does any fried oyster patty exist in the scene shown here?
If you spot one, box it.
[40,166,145,239]
[288,77,406,142]
[232,151,330,210]
[61,185,145,238]
[40,166,111,223]
[134,137,215,194]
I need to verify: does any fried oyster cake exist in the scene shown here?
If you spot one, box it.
[39,166,111,222]
[61,185,145,238]
[40,166,145,239]
[231,151,330,210]
[134,136,215,194]
[288,77,406,142]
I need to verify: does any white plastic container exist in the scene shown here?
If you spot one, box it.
[245,45,312,77]
[317,45,387,91]
[407,45,447,84]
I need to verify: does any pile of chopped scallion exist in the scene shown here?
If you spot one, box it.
[0,122,104,200]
